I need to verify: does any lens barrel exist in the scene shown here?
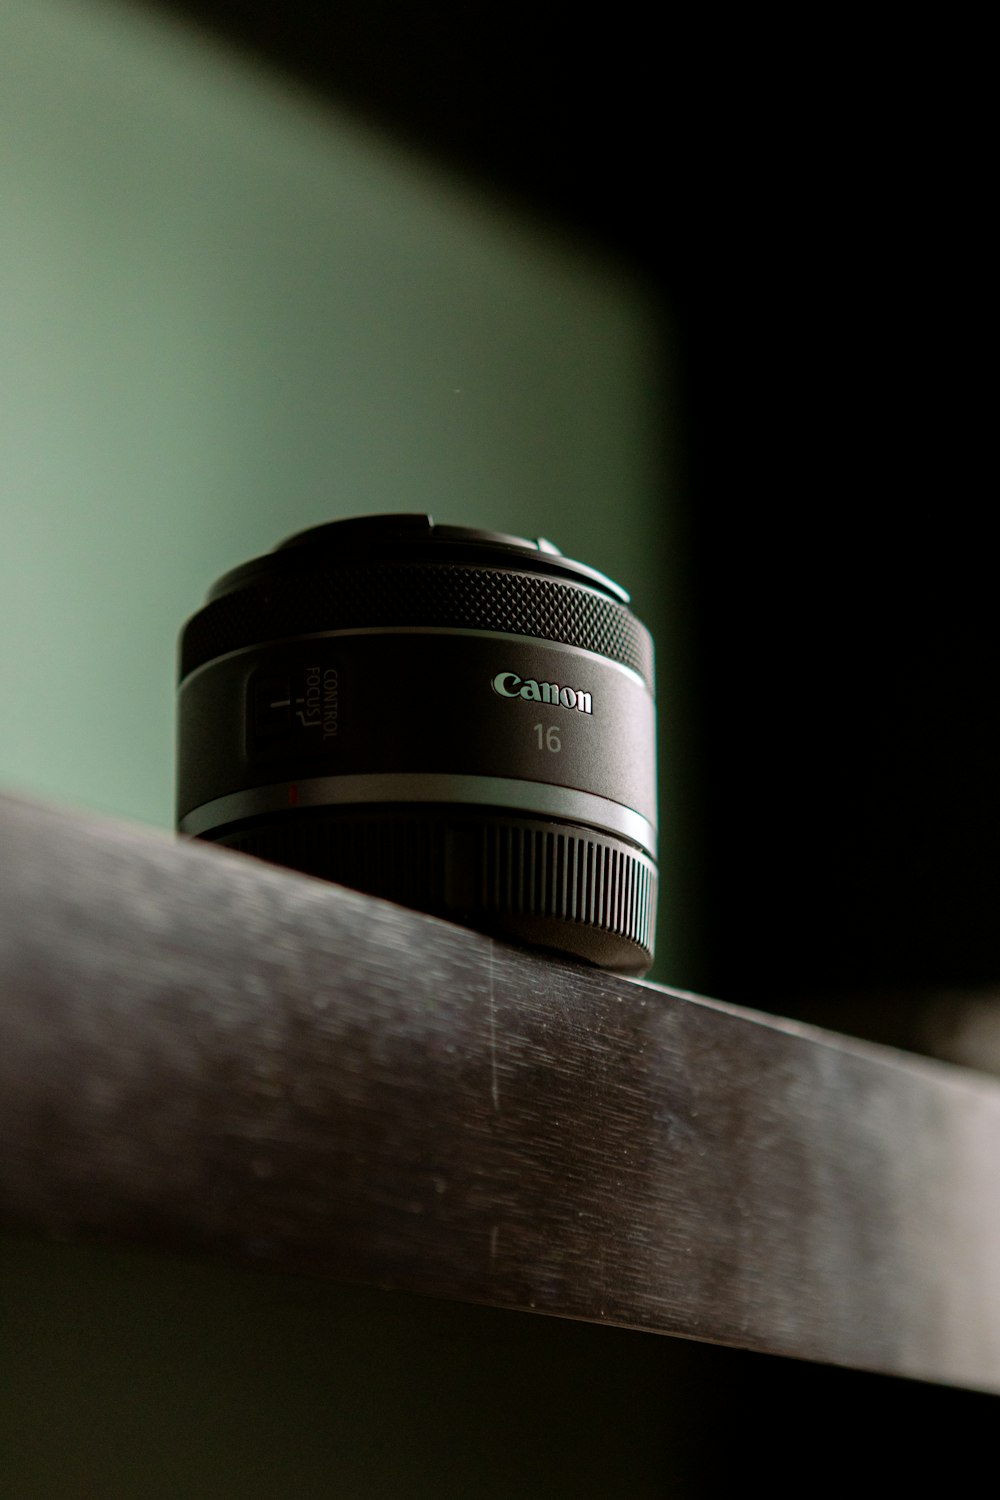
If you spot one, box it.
[177,515,657,973]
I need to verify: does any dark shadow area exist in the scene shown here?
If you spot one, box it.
[2,1235,996,1498]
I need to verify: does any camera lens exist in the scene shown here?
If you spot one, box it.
[177,515,658,973]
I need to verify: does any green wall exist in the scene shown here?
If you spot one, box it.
[1,0,680,965]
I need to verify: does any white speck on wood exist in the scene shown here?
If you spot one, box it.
[488,940,500,1111]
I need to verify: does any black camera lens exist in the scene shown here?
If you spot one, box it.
[177,515,657,973]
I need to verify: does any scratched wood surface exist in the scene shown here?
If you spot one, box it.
[2,791,1000,1394]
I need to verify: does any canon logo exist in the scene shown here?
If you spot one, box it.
[492,671,593,714]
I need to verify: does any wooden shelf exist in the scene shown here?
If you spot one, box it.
[2,791,999,1395]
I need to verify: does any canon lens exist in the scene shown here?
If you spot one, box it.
[177,515,657,973]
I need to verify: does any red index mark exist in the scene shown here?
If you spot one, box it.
[288,784,299,807]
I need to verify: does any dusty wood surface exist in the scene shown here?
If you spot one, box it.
[2,791,1000,1393]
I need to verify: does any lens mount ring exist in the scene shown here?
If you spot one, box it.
[213,804,658,975]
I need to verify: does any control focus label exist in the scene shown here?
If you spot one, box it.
[251,662,341,757]
[177,632,655,826]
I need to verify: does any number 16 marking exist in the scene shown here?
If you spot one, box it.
[533,723,562,752]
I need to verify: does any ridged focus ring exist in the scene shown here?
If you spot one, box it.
[180,563,654,686]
